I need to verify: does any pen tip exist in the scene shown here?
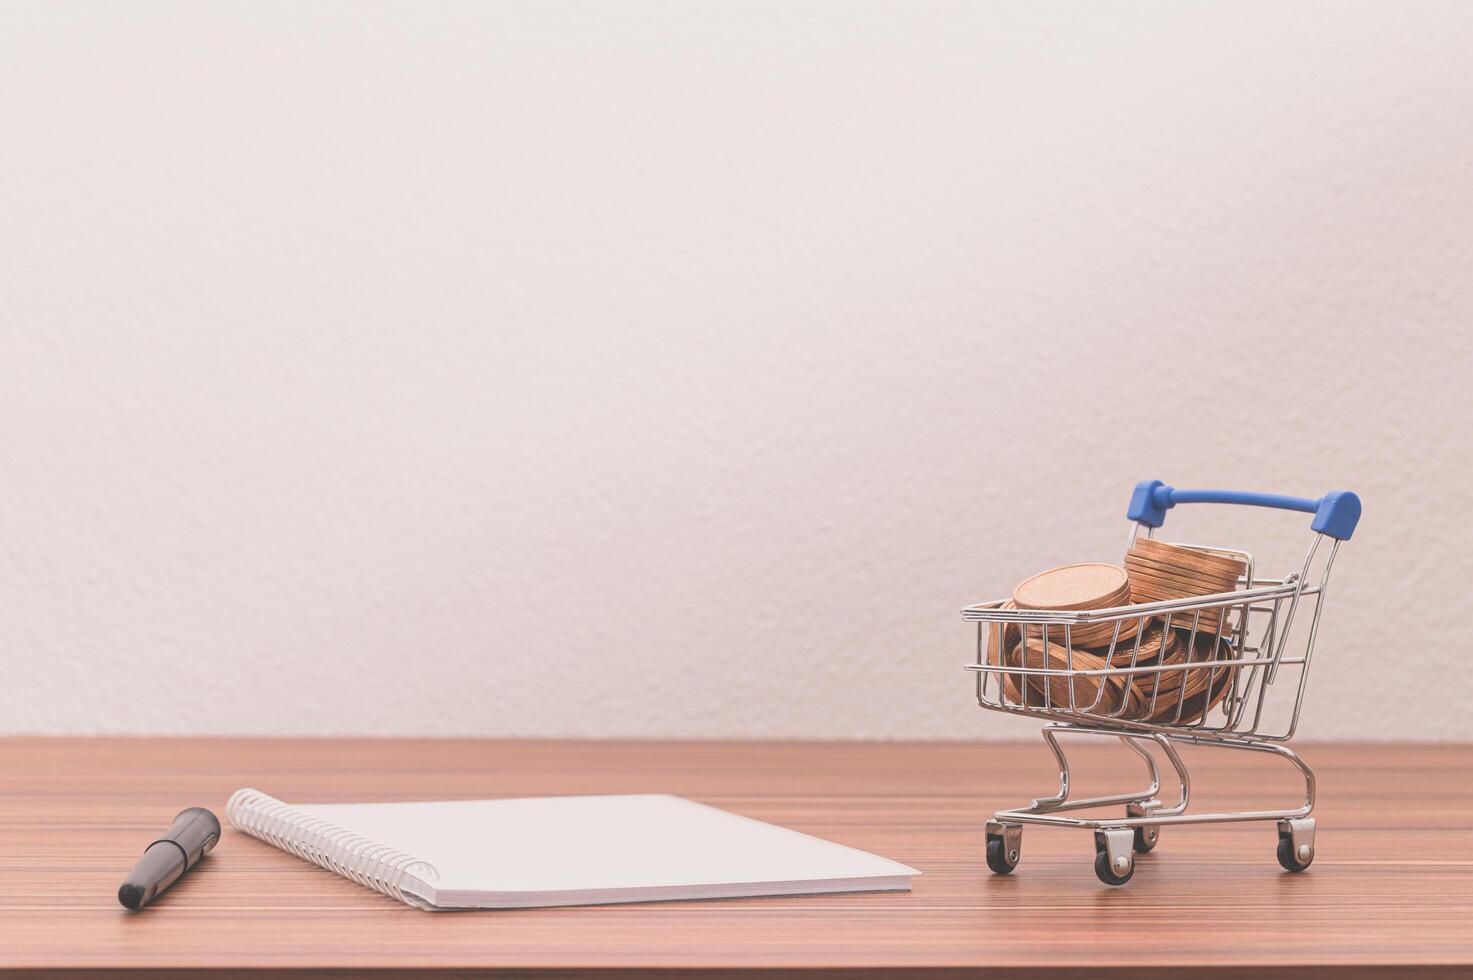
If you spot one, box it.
[118,882,145,909]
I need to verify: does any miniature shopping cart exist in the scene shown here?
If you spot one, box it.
[963,480,1360,885]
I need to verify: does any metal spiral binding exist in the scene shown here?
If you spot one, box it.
[226,788,440,906]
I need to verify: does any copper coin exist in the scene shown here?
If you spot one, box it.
[985,599,1019,666]
[1007,638,1127,707]
[1126,585,1229,615]
[1128,558,1243,595]
[1125,548,1237,578]
[1157,662,1233,724]
[1085,612,1152,648]
[1124,585,1232,636]
[1125,552,1239,589]
[1139,605,1232,638]
[1131,537,1246,578]
[1022,614,1141,651]
[1125,568,1237,604]
[1125,572,1225,605]
[1102,619,1180,665]
[1003,640,1119,712]
[1013,563,1130,611]
[1131,535,1245,570]
[1124,563,1235,597]
[1138,634,1233,721]
[1132,645,1192,702]
[1175,632,1232,687]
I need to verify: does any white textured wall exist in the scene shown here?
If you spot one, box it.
[3,1,1471,739]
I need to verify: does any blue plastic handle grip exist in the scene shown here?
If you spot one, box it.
[1126,480,1361,541]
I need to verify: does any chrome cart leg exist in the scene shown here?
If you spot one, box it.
[1120,737,1164,853]
[996,725,1187,823]
[1094,828,1136,886]
[1127,800,1160,852]
[1118,737,1163,809]
[1277,816,1316,872]
[1025,725,1075,809]
[984,820,1022,875]
[1003,733,1308,829]
[1017,724,1165,813]
[988,728,1317,883]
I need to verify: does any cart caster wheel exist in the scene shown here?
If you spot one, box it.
[1276,818,1315,872]
[1094,848,1134,885]
[1094,829,1135,886]
[985,822,1021,875]
[986,838,1018,875]
[1277,834,1314,871]
[1276,836,1311,871]
[1133,825,1159,853]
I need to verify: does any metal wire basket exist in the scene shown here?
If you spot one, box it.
[962,480,1360,885]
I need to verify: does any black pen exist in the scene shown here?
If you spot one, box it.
[118,807,220,910]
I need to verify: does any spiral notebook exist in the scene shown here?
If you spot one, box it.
[226,789,917,910]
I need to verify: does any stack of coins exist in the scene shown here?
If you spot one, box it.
[1124,538,1246,636]
[1000,562,1140,713]
[1002,635,1146,717]
[1108,619,1181,666]
[995,560,1239,724]
[1136,633,1234,724]
[1011,563,1138,647]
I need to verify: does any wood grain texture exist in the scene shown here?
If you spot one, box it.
[1,738,1471,979]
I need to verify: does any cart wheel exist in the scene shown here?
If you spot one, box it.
[1133,825,1159,853]
[1277,832,1313,872]
[985,829,1020,875]
[1093,830,1135,886]
[1094,848,1134,885]
[1276,817,1315,873]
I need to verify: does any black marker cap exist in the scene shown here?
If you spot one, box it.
[118,807,220,910]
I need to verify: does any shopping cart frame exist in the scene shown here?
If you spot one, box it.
[962,481,1360,885]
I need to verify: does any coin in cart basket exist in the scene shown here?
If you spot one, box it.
[1123,559,1238,599]
[1012,563,1130,610]
[1098,618,1179,666]
[1123,554,1235,588]
[1004,635,1145,718]
[1123,542,1244,637]
[1123,568,1231,629]
[1140,632,1235,724]
[985,599,1020,667]
[1130,537,1246,579]
[1011,563,1138,647]
[1124,550,1240,589]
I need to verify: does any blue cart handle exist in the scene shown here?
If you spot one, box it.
[1127,480,1361,541]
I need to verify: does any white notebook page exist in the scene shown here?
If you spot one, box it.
[286,793,917,908]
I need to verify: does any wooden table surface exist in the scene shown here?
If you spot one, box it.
[3,738,1471,978]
